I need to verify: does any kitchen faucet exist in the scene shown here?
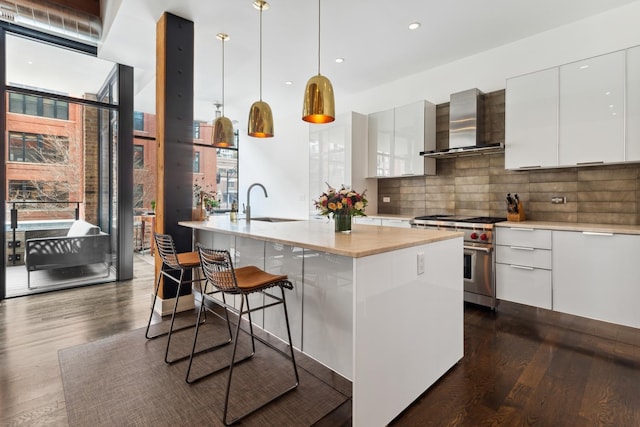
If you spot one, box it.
[245,182,268,222]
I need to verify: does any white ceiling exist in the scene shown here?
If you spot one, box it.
[93,0,638,121]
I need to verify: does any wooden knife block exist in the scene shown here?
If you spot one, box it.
[507,202,526,221]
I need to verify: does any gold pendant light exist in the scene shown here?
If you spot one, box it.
[248,1,274,138]
[212,32,235,148]
[302,0,335,124]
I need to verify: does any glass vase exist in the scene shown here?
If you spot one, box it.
[334,213,352,233]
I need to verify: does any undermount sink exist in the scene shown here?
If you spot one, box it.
[250,217,300,223]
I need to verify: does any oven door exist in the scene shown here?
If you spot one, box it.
[463,244,492,298]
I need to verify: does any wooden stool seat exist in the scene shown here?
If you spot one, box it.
[176,251,200,267]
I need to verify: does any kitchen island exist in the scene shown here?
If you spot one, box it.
[180,217,463,426]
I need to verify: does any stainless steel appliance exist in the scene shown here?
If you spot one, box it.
[410,214,506,309]
[420,88,504,158]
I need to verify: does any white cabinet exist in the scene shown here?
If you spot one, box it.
[626,46,640,161]
[381,218,411,228]
[505,68,559,169]
[353,217,381,226]
[353,216,412,228]
[552,230,640,329]
[559,50,625,166]
[495,227,552,309]
[505,48,636,169]
[263,243,304,349]
[353,216,411,228]
[309,112,377,216]
[368,100,435,178]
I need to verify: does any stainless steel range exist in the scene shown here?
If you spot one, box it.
[410,214,506,309]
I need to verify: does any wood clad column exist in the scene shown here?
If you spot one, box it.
[155,13,194,300]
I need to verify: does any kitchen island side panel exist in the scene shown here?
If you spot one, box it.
[353,237,464,426]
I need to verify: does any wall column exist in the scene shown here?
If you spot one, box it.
[155,12,195,307]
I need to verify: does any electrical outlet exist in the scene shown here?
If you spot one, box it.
[417,252,425,275]
[383,196,391,203]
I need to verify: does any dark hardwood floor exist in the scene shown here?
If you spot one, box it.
[2,256,640,426]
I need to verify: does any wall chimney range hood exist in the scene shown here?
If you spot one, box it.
[421,88,504,158]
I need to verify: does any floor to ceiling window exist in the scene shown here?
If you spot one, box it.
[1,30,132,298]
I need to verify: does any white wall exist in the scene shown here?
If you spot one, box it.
[241,2,640,219]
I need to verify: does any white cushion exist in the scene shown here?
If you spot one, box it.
[67,220,100,237]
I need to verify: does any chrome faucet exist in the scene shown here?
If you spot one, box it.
[245,182,268,222]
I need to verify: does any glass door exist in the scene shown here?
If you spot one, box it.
[2,31,122,297]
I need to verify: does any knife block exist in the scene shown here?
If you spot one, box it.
[507,202,525,221]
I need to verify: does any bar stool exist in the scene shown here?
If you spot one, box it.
[145,232,210,364]
[186,245,299,426]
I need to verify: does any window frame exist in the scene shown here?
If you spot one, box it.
[8,92,69,120]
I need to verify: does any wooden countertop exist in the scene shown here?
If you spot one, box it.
[497,220,640,235]
[180,217,462,258]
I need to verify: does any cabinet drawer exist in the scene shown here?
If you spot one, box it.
[496,227,551,249]
[381,219,411,228]
[496,245,551,269]
[354,217,382,226]
[496,263,552,309]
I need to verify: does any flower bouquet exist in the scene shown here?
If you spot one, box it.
[314,184,367,233]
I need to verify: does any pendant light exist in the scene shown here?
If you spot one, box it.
[248,1,274,138]
[212,33,235,148]
[302,0,335,124]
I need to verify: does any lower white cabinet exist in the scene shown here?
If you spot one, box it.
[496,264,552,309]
[381,218,411,228]
[552,230,640,329]
[354,217,382,226]
[496,228,552,309]
[354,216,412,228]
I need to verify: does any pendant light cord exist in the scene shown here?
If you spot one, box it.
[259,4,263,101]
[221,36,225,116]
[317,0,321,76]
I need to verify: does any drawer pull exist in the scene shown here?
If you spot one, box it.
[510,246,535,251]
[509,228,534,231]
[509,264,534,271]
[582,231,613,237]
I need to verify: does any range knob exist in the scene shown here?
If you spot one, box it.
[480,233,488,241]
[470,232,478,240]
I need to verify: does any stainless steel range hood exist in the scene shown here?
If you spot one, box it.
[421,88,504,158]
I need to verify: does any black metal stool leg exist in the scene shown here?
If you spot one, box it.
[164,270,187,363]
[280,288,300,385]
[144,268,163,339]
[223,296,246,426]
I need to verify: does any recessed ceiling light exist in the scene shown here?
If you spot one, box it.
[579,65,589,69]
[285,81,293,85]
[408,22,421,30]
[335,58,344,63]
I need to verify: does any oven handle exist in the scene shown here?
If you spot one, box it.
[463,245,492,253]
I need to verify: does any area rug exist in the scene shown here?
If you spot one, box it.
[59,316,350,426]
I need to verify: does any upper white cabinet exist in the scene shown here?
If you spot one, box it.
[559,50,625,166]
[505,47,638,169]
[368,100,436,178]
[627,46,640,161]
[505,68,559,169]
[309,112,377,216]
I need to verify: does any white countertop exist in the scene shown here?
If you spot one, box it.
[497,220,640,235]
[180,217,462,258]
